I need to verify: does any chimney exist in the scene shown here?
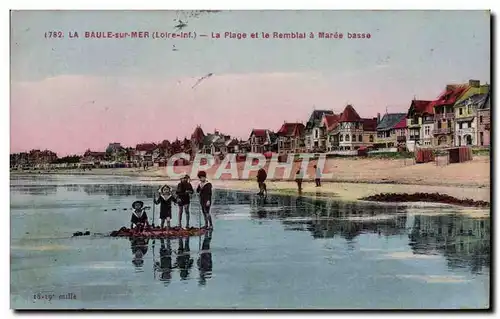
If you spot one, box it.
[469,79,480,88]
[377,113,381,124]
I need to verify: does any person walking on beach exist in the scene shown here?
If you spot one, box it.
[257,167,268,197]
[176,175,194,228]
[196,171,213,229]
[154,185,176,230]
[314,164,322,187]
[295,168,304,194]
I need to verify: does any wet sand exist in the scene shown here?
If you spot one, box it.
[12,155,490,206]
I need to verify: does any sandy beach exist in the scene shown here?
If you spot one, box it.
[12,155,491,204]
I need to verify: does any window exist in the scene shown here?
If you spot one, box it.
[359,135,363,142]
[459,122,463,129]
[424,126,430,135]
[369,135,374,143]
[459,108,463,115]
[437,121,442,129]
[480,132,484,145]
[447,120,451,128]
[480,116,483,123]
[352,134,356,141]
[345,134,350,141]
[340,135,343,142]
[315,130,318,139]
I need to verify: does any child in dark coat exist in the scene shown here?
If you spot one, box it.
[154,185,177,229]
[130,200,149,232]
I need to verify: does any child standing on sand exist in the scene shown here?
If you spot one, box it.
[176,175,194,228]
[196,171,213,229]
[154,185,176,229]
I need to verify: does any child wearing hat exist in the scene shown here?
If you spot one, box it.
[154,185,177,229]
[196,171,213,229]
[130,200,150,232]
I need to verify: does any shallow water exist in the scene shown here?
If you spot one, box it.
[10,175,490,309]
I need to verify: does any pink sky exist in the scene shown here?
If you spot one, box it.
[11,71,424,156]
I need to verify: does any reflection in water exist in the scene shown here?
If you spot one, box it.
[147,235,214,286]
[197,231,213,286]
[409,215,490,274]
[154,239,174,285]
[176,238,194,280]
[10,184,58,196]
[247,193,407,240]
[82,184,157,198]
[130,238,150,271]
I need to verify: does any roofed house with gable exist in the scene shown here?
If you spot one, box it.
[134,143,158,162]
[476,91,491,147]
[190,125,206,156]
[453,80,490,147]
[276,122,305,154]
[407,100,434,149]
[361,117,378,146]
[249,129,277,153]
[202,130,231,155]
[304,109,334,152]
[328,104,364,151]
[376,113,407,149]
[430,82,469,147]
[321,113,340,152]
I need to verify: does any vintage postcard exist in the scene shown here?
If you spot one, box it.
[10,10,490,310]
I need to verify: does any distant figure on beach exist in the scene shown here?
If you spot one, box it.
[176,175,194,228]
[314,164,322,187]
[196,171,213,230]
[295,168,304,193]
[257,168,268,198]
[154,185,176,230]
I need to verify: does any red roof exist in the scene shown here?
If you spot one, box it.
[362,118,378,131]
[136,143,157,152]
[393,117,407,129]
[322,114,340,131]
[339,105,361,122]
[251,129,267,138]
[429,84,468,109]
[409,100,434,115]
[277,123,305,137]
[191,126,205,142]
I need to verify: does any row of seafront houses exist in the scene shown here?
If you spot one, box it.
[84,79,491,166]
[11,79,491,169]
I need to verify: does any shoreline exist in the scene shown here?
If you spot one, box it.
[11,156,490,209]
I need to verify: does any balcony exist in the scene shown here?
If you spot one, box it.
[407,119,421,128]
[435,113,455,120]
[432,128,452,135]
[409,135,420,141]
[457,128,475,135]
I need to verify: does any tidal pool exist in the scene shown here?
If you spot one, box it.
[10,175,490,309]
